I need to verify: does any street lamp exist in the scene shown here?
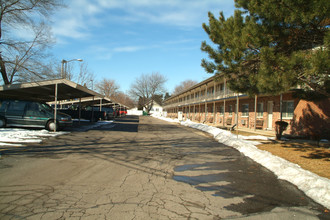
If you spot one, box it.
[61,59,83,79]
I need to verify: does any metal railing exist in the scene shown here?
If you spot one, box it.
[164,90,240,108]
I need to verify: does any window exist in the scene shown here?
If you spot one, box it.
[257,103,263,118]
[229,105,233,116]
[242,104,249,117]
[208,105,213,113]
[215,84,221,92]
[7,101,26,116]
[282,101,294,118]
[0,100,9,112]
[219,106,224,115]
[207,87,214,96]
[195,92,199,98]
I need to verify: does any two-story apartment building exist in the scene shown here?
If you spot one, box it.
[163,76,330,139]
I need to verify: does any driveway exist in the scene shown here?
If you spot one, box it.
[0,115,328,219]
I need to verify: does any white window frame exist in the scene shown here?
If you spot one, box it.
[219,106,224,116]
[229,105,233,116]
[282,100,294,119]
[242,104,249,117]
[257,102,264,118]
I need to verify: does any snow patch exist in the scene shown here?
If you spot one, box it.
[0,121,113,146]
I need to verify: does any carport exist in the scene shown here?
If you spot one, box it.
[59,97,129,117]
[50,96,115,110]
[49,96,117,121]
[93,100,128,117]
[0,79,103,131]
[47,91,128,117]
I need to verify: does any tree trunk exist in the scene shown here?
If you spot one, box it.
[0,55,10,84]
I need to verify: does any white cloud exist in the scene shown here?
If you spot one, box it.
[51,0,104,40]
[84,44,145,61]
[97,0,235,26]
[113,46,144,53]
[53,18,89,39]
[51,0,235,40]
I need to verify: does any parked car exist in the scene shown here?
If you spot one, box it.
[114,109,119,117]
[119,110,127,116]
[85,106,107,121]
[59,107,106,122]
[0,99,73,131]
[101,107,115,120]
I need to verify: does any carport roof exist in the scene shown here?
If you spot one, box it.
[50,96,114,107]
[0,79,102,102]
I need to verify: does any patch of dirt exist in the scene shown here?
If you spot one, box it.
[229,130,330,179]
[257,141,330,179]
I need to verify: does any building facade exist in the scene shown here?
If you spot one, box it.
[145,101,163,116]
[163,76,330,139]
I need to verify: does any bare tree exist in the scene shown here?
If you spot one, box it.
[173,79,198,95]
[129,72,167,113]
[0,0,63,84]
[74,63,95,89]
[95,78,120,98]
[112,92,135,108]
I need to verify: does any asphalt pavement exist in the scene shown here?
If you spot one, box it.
[0,115,328,219]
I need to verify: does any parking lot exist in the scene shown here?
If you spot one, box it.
[0,115,328,219]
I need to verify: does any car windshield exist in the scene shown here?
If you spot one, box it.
[40,103,54,112]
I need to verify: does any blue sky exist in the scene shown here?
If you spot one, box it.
[50,0,236,94]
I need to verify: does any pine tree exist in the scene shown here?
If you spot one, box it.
[201,0,329,99]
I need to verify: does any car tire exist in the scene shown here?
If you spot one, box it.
[0,118,6,128]
[46,120,58,131]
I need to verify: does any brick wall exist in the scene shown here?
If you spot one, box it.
[164,94,329,139]
[291,98,330,139]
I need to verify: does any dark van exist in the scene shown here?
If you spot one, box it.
[0,99,72,131]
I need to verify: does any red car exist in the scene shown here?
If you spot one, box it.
[118,110,127,115]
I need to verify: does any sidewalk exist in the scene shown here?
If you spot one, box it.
[203,122,275,137]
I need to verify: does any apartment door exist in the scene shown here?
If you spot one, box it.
[267,101,273,129]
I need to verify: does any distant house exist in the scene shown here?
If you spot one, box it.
[127,107,143,116]
[144,101,163,116]
[163,76,330,139]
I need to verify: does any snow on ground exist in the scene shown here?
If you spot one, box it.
[0,128,67,146]
[153,115,330,209]
[0,120,113,147]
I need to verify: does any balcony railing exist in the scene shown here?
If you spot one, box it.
[164,90,241,108]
